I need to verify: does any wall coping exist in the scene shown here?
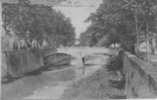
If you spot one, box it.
[124,52,157,75]
[124,52,157,93]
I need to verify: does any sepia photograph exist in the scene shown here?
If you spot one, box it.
[1,0,157,100]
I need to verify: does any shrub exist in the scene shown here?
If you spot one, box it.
[106,55,123,72]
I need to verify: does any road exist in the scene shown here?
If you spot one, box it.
[2,48,111,100]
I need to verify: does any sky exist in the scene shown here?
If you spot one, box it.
[53,0,102,39]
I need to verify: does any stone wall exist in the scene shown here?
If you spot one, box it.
[122,52,157,98]
[2,49,44,78]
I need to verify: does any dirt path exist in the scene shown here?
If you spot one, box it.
[61,66,125,100]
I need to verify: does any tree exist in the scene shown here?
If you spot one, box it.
[81,0,157,53]
[2,0,75,49]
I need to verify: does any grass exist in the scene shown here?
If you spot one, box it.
[62,64,126,100]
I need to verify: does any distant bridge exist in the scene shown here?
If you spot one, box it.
[57,47,118,58]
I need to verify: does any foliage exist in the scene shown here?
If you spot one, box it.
[80,0,157,53]
[2,0,75,48]
[79,30,94,46]
[106,55,123,72]
[106,51,125,90]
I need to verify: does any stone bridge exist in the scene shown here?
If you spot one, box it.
[57,47,118,58]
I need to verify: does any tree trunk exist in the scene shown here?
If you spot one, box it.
[146,23,150,61]
[134,5,140,55]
